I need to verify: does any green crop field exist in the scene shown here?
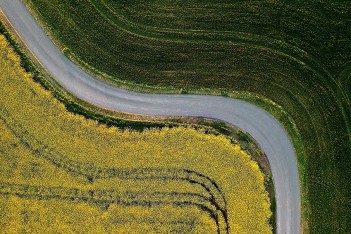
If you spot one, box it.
[19,0,351,232]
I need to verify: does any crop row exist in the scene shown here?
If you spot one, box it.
[98,0,351,75]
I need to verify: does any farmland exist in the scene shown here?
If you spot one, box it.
[0,34,271,233]
[23,0,351,233]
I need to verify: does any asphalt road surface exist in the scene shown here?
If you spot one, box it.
[0,0,300,233]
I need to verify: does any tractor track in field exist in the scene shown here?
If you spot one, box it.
[0,109,229,233]
[0,182,224,232]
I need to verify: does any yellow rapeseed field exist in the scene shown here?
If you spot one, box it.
[0,34,271,233]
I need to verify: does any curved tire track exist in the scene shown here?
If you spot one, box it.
[0,183,222,232]
[0,109,229,232]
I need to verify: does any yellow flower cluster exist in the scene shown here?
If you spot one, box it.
[0,34,271,233]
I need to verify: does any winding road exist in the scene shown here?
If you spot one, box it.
[0,0,300,233]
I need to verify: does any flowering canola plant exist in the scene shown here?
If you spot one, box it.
[0,34,271,233]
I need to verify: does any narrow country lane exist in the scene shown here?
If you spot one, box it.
[0,0,300,233]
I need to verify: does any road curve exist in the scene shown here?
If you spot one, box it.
[0,0,300,233]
